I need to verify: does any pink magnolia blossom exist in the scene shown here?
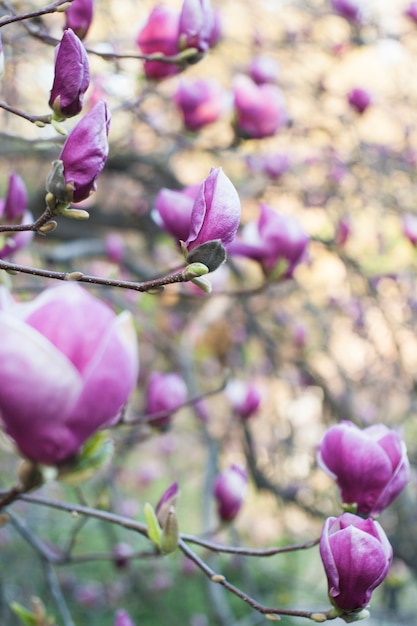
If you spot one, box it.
[178,0,216,53]
[233,74,287,139]
[64,0,94,40]
[185,167,241,252]
[49,29,90,119]
[174,78,224,131]
[136,6,181,80]
[58,100,110,203]
[320,513,392,612]
[247,55,279,85]
[0,172,33,259]
[213,465,248,521]
[152,184,199,243]
[0,283,139,465]
[347,88,372,114]
[145,372,188,427]
[317,421,410,516]
[228,204,309,278]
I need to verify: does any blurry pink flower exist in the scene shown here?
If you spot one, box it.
[105,233,126,263]
[331,0,363,24]
[247,55,279,85]
[114,610,135,626]
[0,283,139,465]
[228,204,309,278]
[402,213,417,246]
[347,88,372,114]
[233,75,287,139]
[58,100,110,203]
[178,0,216,53]
[145,372,188,427]
[174,78,224,131]
[64,0,94,40]
[334,215,351,246]
[213,465,248,521]
[136,7,181,80]
[226,380,262,420]
[49,29,90,119]
[0,172,33,259]
[405,2,417,23]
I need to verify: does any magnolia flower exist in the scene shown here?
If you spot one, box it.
[226,380,262,420]
[185,167,241,254]
[152,185,199,243]
[136,6,181,80]
[330,0,363,24]
[233,74,287,139]
[0,283,139,465]
[49,29,90,119]
[228,204,309,278]
[114,609,135,626]
[145,372,188,427]
[64,0,94,40]
[247,55,279,85]
[57,100,110,203]
[213,465,248,521]
[174,78,224,131]
[317,421,410,516]
[320,513,392,612]
[178,0,216,53]
[0,172,33,259]
[347,88,372,114]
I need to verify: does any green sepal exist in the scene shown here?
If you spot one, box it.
[10,603,37,626]
[57,431,114,485]
[144,502,162,548]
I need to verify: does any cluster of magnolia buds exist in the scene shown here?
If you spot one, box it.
[317,421,410,620]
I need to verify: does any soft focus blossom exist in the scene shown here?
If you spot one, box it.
[317,421,410,516]
[0,172,33,259]
[178,0,215,53]
[405,2,417,23]
[174,78,224,131]
[64,0,94,40]
[114,609,135,626]
[347,88,372,114]
[155,482,179,526]
[262,153,291,179]
[228,204,309,278]
[213,465,248,521]
[185,167,241,253]
[402,213,417,246]
[320,513,392,612]
[330,0,363,24]
[59,100,110,203]
[233,75,287,139]
[145,372,188,428]
[152,185,199,243]
[49,29,90,119]
[247,55,279,84]
[226,380,262,420]
[136,7,181,80]
[334,215,351,246]
[112,543,134,569]
[0,283,139,465]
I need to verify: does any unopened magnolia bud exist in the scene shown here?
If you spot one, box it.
[156,482,179,527]
[60,207,90,220]
[186,240,226,272]
[160,507,179,555]
[38,221,58,234]
[182,262,209,280]
[45,160,72,206]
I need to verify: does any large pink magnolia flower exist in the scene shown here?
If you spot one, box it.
[0,283,139,465]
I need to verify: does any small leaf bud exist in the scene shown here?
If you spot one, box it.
[186,239,226,272]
